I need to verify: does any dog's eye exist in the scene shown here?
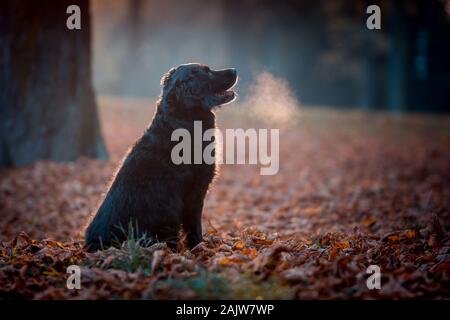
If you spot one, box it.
[192,70,199,75]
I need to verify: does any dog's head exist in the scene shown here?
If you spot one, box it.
[160,63,237,110]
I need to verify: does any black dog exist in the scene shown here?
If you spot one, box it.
[85,63,237,251]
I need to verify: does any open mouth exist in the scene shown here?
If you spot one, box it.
[209,68,238,105]
[215,90,236,103]
[214,74,238,104]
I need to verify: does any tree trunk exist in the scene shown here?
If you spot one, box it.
[0,0,107,168]
[386,0,409,112]
[118,0,143,96]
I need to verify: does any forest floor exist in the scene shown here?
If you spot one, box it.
[0,96,449,299]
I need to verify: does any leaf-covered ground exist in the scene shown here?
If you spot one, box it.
[1,97,449,299]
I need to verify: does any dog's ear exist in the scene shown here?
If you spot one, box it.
[160,68,176,87]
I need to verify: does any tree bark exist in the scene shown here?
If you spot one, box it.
[0,0,107,168]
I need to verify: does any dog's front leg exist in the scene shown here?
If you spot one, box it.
[182,192,205,248]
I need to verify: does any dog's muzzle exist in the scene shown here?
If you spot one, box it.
[211,68,238,93]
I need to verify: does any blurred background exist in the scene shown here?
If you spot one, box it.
[1,1,450,300]
[2,0,450,168]
[92,0,450,112]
